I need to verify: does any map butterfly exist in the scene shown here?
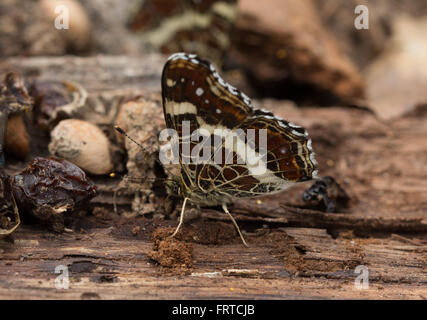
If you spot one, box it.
[159,52,318,246]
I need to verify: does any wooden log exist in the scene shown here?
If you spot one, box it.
[0,222,425,299]
[0,55,425,299]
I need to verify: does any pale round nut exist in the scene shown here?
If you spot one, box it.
[40,0,91,52]
[49,119,113,175]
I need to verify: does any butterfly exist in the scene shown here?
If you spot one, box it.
[128,0,238,67]
[159,52,318,247]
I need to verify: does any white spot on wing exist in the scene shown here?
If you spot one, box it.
[292,129,305,137]
[312,169,318,178]
[196,88,204,96]
[226,84,238,95]
[278,122,288,128]
[241,92,252,106]
[218,77,227,87]
[166,78,176,87]
[306,138,318,176]
[168,52,189,61]
[288,122,302,129]
[307,138,313,151]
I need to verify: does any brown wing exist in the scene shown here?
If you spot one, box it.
[197,109,318,198]
[242,109,318,181]
[161,52,253,190]
[161,52,252,131]
[161,53,318,198]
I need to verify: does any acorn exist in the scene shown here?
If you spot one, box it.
[49,119,113,175]
[39,0,91,52]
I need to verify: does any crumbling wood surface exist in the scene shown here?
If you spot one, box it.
[0,223,425,299]
[0,56,426,300]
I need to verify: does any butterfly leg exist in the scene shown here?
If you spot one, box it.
[222,203,249,248]
[170,197,189,238]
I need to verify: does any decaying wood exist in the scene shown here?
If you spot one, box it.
[0,56,425,300]
[0,223,425,299]
[0,55,165,92]
[204,202,427,234]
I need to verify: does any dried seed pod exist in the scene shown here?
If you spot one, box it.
[0,169,20,237]
[0,72,33,166]
[29,80,87,131]
[13,156,97,232]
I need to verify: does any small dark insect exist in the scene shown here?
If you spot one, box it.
[302,176,350,213]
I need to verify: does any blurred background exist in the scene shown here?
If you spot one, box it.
[1,0,427,118]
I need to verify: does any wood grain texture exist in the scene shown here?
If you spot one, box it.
[0,55,426,300]
[0,222,425,300]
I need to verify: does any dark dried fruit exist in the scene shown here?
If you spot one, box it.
[13,156,97,232]
[0,168,20,237]
[302,176,350,213]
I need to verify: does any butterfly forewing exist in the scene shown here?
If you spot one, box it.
[162,53,252,131]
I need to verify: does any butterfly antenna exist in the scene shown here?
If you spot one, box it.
[114,125,148,153]
[114,125,176,177]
